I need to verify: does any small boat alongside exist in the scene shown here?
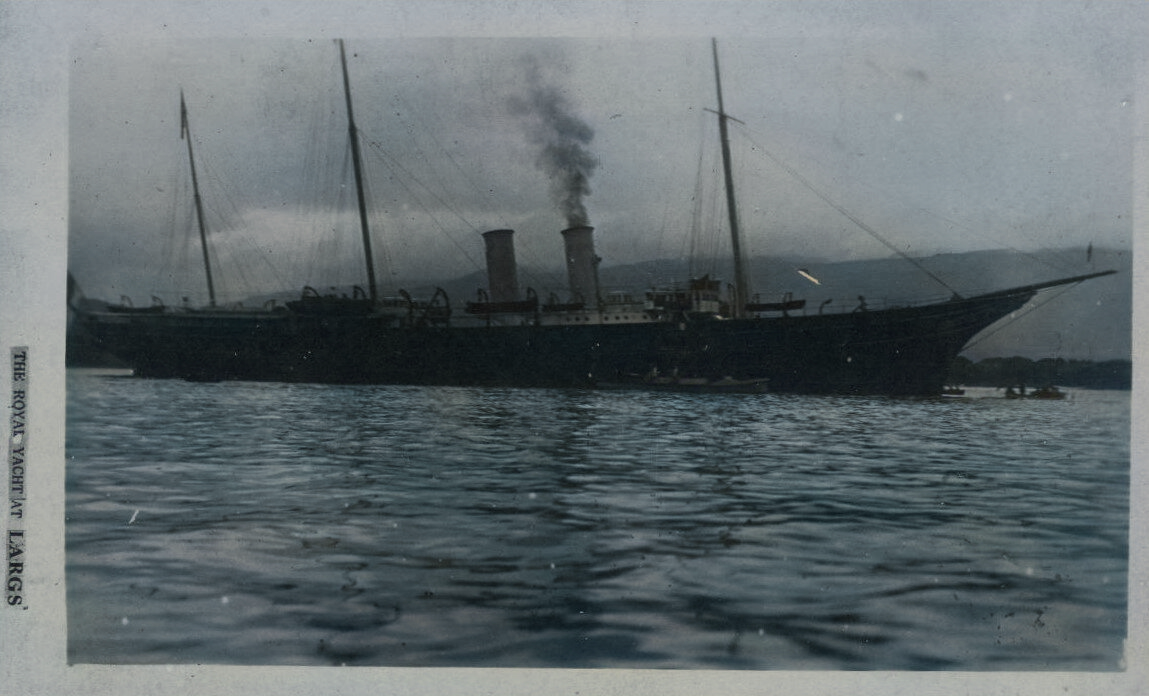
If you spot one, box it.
[596,371,768,394]
[1028,385,1067,400]
[1004,385,1067,400]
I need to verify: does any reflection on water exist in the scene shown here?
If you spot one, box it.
[66,372,1129,668]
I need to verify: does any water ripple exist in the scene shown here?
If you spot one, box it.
[66,373,1128,668]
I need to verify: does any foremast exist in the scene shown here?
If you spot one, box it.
[711,38,751,319]
[338,39,379,304]
[180,90,217,308]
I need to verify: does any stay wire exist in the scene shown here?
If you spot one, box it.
[736,126,962,297]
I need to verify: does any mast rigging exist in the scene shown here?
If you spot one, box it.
[338,39,379,303]
[180,90,217,308]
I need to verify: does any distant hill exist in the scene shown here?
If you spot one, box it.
[948,356,1131,390]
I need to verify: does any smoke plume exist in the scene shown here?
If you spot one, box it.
[508,59,599,227]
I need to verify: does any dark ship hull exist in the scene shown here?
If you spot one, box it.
[73,278,1080,395]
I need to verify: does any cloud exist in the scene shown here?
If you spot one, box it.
[63,8,1140,308]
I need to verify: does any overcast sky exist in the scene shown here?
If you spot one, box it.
[42,2,1149,304]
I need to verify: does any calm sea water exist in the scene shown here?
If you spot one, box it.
[65,370,1129,669]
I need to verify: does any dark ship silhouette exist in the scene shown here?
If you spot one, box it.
[70,40,1113,395]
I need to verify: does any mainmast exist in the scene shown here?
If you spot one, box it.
[338,39,379,304]
[711,38,751,319]
[180,90,217,308]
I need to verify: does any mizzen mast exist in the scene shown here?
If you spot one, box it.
[711,38,751,318]
[338,39,379,304]
[180,90,217,308]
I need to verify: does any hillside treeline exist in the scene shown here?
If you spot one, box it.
[947,356,1131,390]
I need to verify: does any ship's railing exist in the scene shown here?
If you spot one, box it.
[750,292,968,317]
[745,286,1040,317]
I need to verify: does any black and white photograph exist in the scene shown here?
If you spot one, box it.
[2,1,1145,694]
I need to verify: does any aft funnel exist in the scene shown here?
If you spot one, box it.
[561,226,600,305]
